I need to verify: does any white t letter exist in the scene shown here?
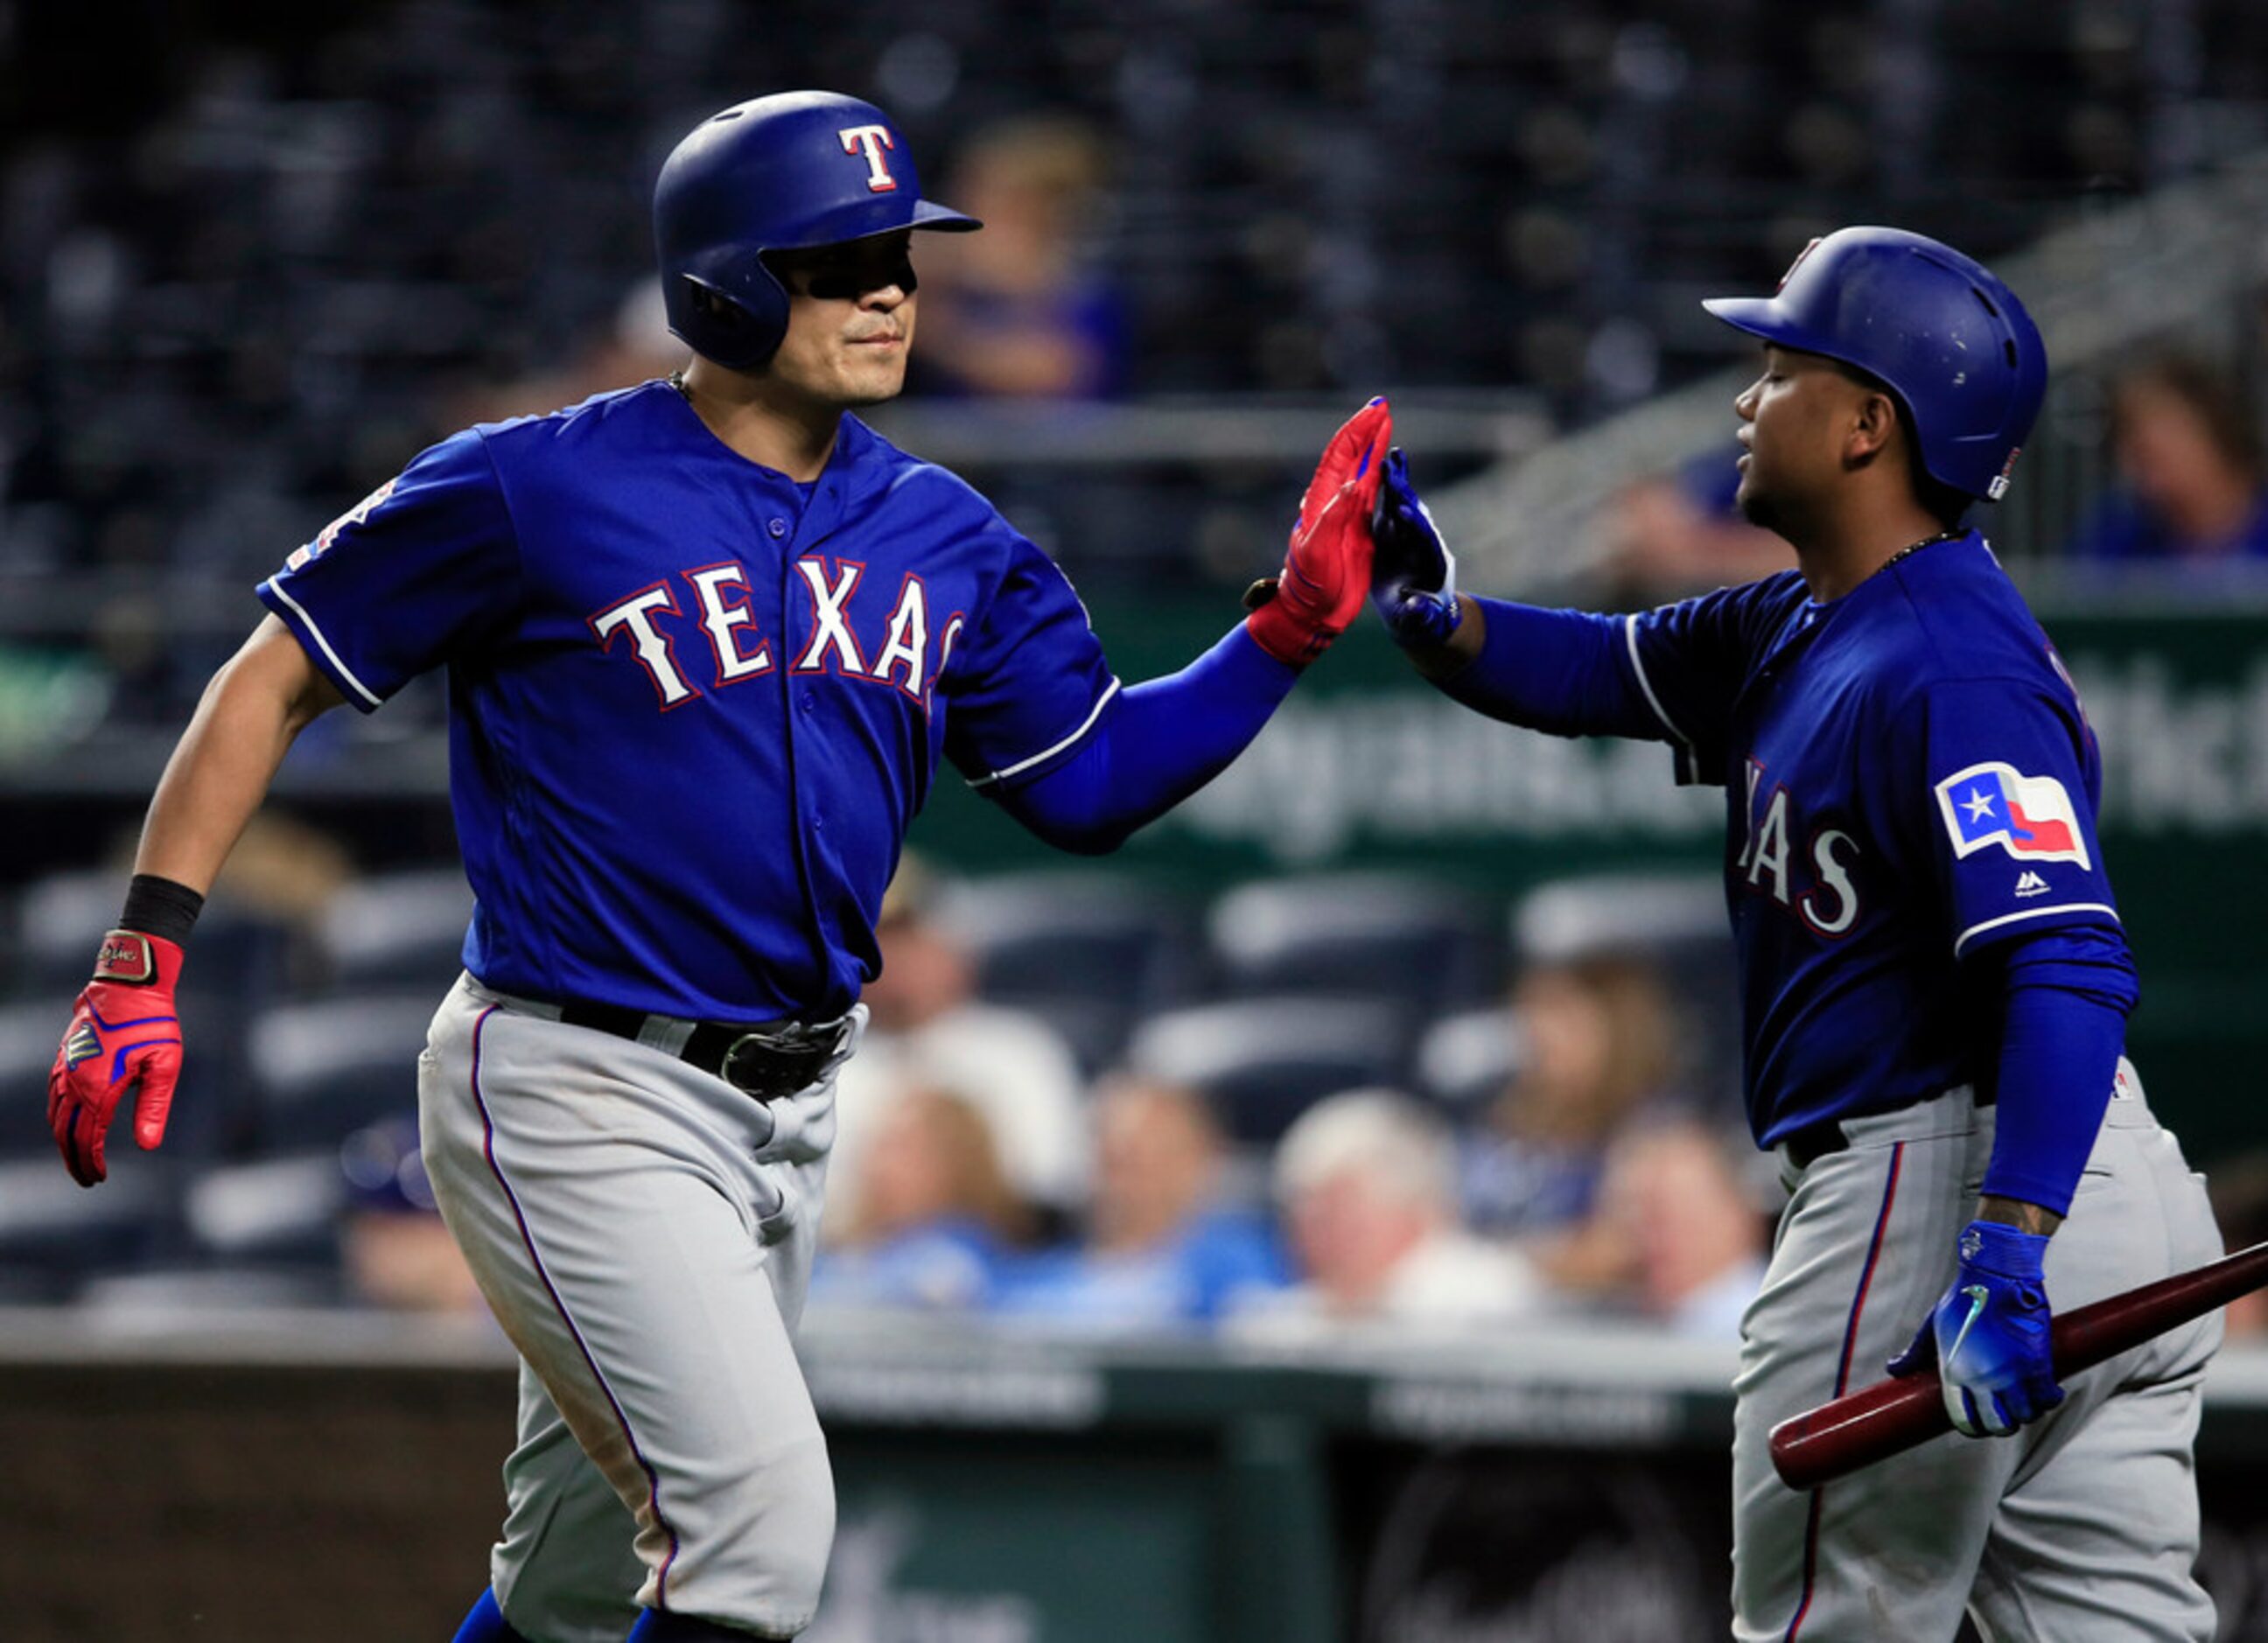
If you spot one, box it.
[592,586,697,707]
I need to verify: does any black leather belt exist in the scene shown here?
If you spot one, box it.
[1782,1087,1994,1172]
[557,999,851,1100]
[1782,1119,1847,1171]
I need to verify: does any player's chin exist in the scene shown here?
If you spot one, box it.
[1734,472,1779,533]
[836,351,909,406]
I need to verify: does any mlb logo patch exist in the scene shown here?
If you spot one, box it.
[1935,761,2091,870]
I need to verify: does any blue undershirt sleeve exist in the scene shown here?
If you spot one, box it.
[1977,922,2138,1216]
[1435,598,1671,741]
[994,624,1300,853]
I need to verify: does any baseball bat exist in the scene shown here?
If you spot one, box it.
[1769,1239,2268,1491]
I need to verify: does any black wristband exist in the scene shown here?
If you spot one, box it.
[118,874,206,948]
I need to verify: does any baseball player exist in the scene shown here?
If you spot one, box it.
[45,91,1391,1643]
[1372,227,2222,1639]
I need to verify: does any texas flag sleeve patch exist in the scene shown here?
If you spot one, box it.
[1934,761,2093,871]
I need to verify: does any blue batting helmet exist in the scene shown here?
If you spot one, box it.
[1703,227,2048,502]
[654,90,980,370]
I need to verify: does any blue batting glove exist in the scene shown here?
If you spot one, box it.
[1369,447,1463,649]
[1886,1220,2065,1437]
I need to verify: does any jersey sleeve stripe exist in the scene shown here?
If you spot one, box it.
[964,677,1123,789]
[259,577,385,710]
[1621,615,1701,780]
[1951,902,2121,958]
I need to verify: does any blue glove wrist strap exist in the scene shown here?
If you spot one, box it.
[1957,1219,2050,1282]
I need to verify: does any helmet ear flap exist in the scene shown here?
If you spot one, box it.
[667,265,789,370]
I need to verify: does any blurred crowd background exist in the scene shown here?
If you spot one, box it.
[9,0,2268,1347]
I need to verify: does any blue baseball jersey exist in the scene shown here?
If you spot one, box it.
[1619,533,2121,1145]
[258,381,1116,1021]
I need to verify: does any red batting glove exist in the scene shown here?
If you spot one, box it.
[1244,396,1394,666]
[49,929,186,1187]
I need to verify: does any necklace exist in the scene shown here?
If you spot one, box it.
[1879,528,1964,574]
[1808,527,1965,612]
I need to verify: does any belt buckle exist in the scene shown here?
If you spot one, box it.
[718,1020,841,1100]
[721,1030,792,1099]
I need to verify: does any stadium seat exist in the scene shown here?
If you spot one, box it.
[0,1158,174,1301]
[318,866,475,993]
[76,1265,340,1312]
[0,1002,66,1157]
[184,1150,348,1269]
[1512,871,1727,965]
[937,870,1201,1074]
[1123,996,1410,1144]
[1414,1006,1526,1121]
[9,869,124,997]
[246,996,437,1151]
[1206,872,1505,1017]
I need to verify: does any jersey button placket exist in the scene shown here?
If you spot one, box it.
[767,517,789,540]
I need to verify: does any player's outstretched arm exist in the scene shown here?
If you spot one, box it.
[1368,451,1671,741]
[992,402,1390,855]
[48,617,344,1185]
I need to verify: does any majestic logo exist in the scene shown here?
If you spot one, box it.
[2012,870,2050,899]
[838,124,900,192]
[1936,761,2091,870]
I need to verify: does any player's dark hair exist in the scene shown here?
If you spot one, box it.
[1833,360,1973,531]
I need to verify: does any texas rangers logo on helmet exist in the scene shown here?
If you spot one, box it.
[838,124,900,192]
[1934,761,2091,870]
[1776,236,1824,291]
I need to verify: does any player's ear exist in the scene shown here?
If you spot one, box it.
[1845,389,1901,468]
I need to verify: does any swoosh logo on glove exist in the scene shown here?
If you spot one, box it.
[1944,1283,1992,1369]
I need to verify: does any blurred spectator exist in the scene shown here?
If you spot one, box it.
[439,281,685,429]
[2207,1152,2268,1341]
[2069,353,2268,573]
[996,1076,1287,1329]
[904,114,1130,401]
[809,1086,1029,1312]
[223,813,356,911]
[1230,1089,1540,1337]
[1588,1118,1769,1341]
[1586,452,1790,604]
[1461,950,1689,1264]
[828,855,1088,1237]
[339,1116,486,1314]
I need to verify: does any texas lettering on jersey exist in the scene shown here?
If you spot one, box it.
[1735,758,1864,938]
[589,555,962,711]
